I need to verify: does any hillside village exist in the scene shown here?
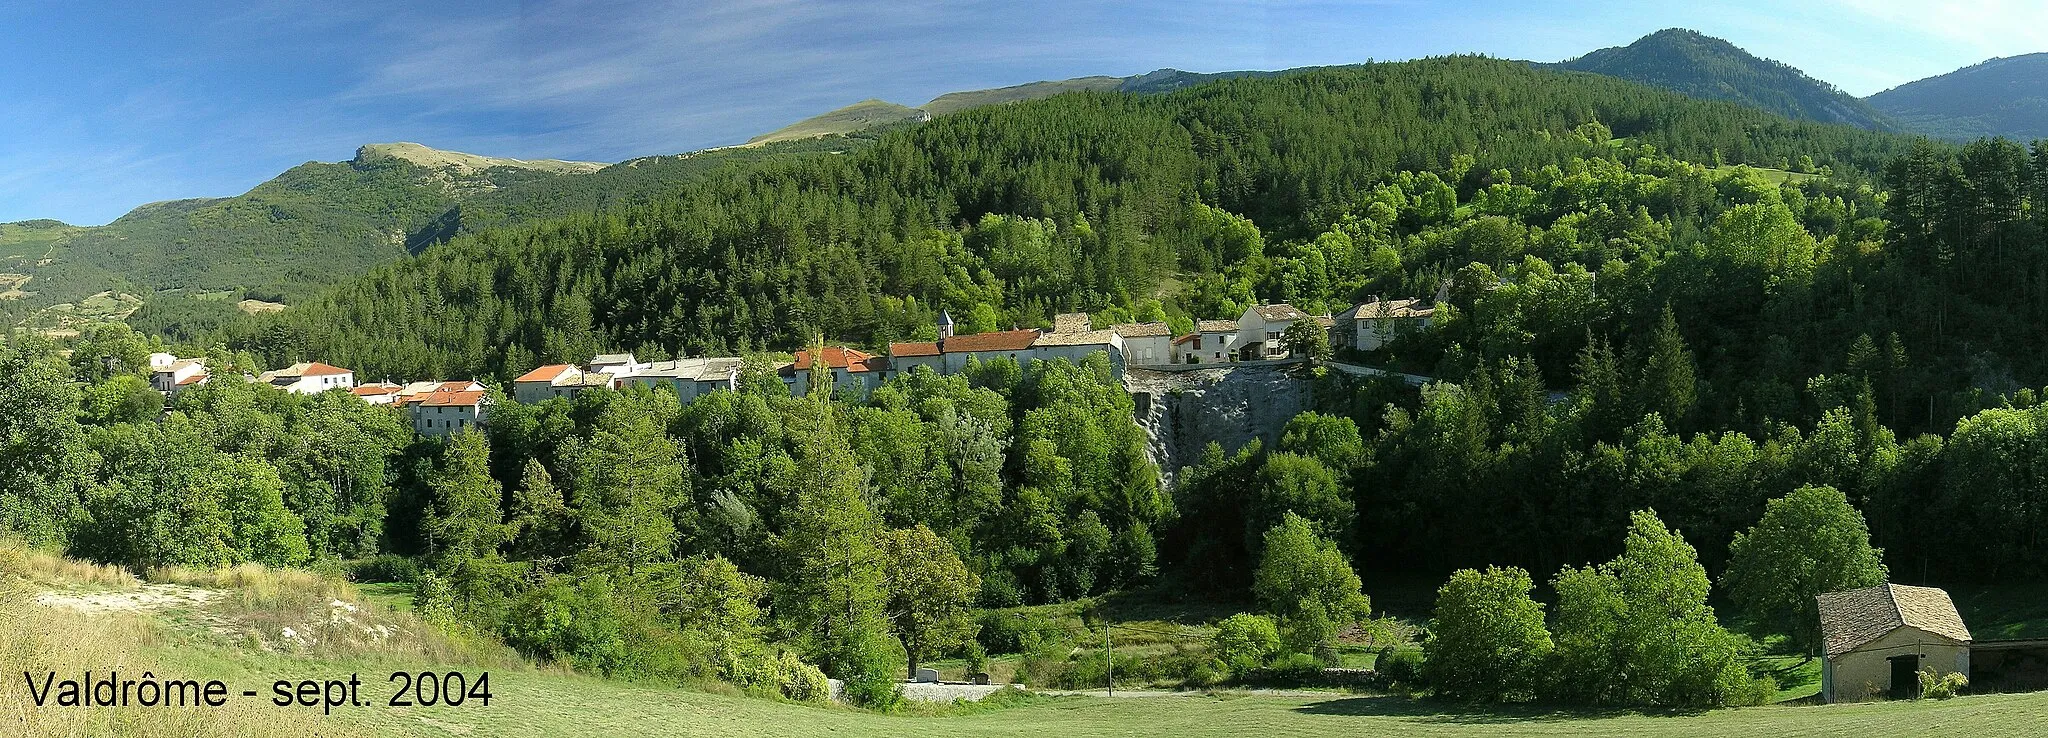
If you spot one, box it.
[143,299,1437,438]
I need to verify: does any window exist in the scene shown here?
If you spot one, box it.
[1193,337,1202,350]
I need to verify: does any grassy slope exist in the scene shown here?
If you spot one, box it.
[919,77,1125,116]
[747,100,924,145]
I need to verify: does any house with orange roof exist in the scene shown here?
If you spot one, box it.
[256,361,356,395]
[392,380,487,408]
[782,346,888,398]
[351,382,404,405]
[886,341,944,376]
[511,363,609,404]
[936,329,1040,374]
[411,387,491,437]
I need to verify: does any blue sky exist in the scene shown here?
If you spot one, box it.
[5,0,2045,226]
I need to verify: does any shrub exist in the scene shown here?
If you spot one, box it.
[501,575,628,674]
[963,641,989,675]
[1183,660,1225,689]
[1267,651,1323,676]
[778,651,831,702]
[1211,613,1281,673]
[977,610,1061,654]
[1921,669,1967,700]
[346,554,420,583]
[1378,648,1425,686]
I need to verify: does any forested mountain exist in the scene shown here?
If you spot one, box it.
[7,137,869,337]
[216,56,1913,383]
[10,143,601,307]
[747,68,1281,145]
[1868,54,2048,141]
[1551,29,1892,130]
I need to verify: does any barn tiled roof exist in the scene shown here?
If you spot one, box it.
[1112,322,1171,338]
[1252,304,1308,322]
[1197,320,1238,333]
[1817,584,1971,658]
[1339,298,1435,321]
[941,329,1040,353]
[419,390,488,408]
[793,346,877,371]
[514,364,577,383]
[889,341,941,357]
[1052,312,1093,334]
[1032,329,1118,347]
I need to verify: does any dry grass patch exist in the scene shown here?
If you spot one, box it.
[149,563,519,668]
[0,580,358,738]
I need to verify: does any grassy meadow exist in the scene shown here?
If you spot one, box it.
[7,542,2048,737]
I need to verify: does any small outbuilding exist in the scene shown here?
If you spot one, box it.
[1816,583,1971,703]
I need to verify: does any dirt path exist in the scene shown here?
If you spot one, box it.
[32,583,217,614]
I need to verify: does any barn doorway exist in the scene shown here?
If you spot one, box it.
[1889,654,1920,699]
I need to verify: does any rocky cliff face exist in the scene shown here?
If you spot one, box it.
[1125,364,1314,488]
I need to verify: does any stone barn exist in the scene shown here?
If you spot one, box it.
[1816,584,1972,703]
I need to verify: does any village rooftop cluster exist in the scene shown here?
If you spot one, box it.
[144,298,1436,437]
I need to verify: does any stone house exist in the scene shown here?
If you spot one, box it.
[512,364,599,404]
[782,346,888,397]
[936,329,1040,374]
[412,387,490,437]
[619,357,743,402]
[886,341,945,377]
[1031,328,1126,374]
[1335,297,1435,351]
[1112,323,1173,366]
[1817,583,1972,703]
[350,382,404,405]
[588,353,647,378]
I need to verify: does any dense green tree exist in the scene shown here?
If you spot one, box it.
[878,524,981,678]
[1722,485,1887,653]
[0,338,90,546]
[1423,566,1551,702]
[1550,510,1765,708]
[1253,513,1372,657]
[426,431,508,562]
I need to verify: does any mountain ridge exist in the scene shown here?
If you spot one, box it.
[1548,28,1891,130]
[1867,53,2048,141]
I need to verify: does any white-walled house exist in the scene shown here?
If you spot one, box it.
[1336,298,1434,351]
[1112,323,1172,366]
[1817,584,1971,703]
[257,362,356,395]
[149,356,210,395]
[511,364,610,404]
[620,357,743,402]
[1236,304,1308,360]
[411,387,490,437]
[1031,328,1125,372]
[781,346,887,397]
[588,353,647,378]
[937,329,1040,374]
[351,382,404,405]
[886,341,945,377]
[1174,320,1240,364]
[394,380,486,409]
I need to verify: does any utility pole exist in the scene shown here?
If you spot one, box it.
[1104,622,1113,698]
